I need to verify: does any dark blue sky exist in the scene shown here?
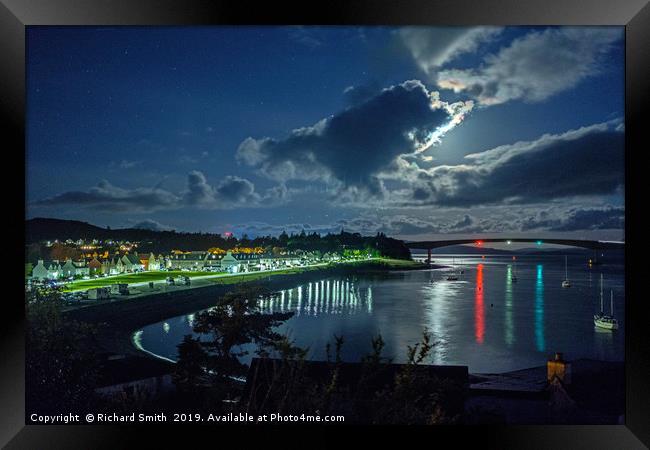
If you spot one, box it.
[27,26,625,240]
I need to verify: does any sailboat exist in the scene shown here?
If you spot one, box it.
[561,255,571,288]
[511,257,518,283]
[594,275,618,330]
[446,256,459,281]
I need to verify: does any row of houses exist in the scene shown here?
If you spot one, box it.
[30,250,341,280]
[31,253,161,280]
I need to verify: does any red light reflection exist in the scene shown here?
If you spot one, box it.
[475,263,484,344]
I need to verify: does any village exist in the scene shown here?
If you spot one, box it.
[25,236,382,302]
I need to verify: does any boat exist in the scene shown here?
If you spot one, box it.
[561,255,571,288]
[446,257,459,281]
[594,275,618,330]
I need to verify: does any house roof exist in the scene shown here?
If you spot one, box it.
[124,253,141,265]
[170,253,208,261]
[37,260,61,269]
[221,253,238,263]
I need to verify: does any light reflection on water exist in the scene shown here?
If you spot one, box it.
[535,265,545,352]
[505,265,514,347]
[136,255,625,373]
[255,280,373,317]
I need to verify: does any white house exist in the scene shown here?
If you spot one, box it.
[220,251,240,273]
[144,253,161,271]
[61,259,77,278]
[121,253,144,272]
[168,252,210,270]
[31,260,61,280]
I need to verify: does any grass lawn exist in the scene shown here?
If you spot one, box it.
[63,270,225,291]
[203,265,323,285]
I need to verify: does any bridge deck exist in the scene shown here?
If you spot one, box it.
[406,238,624,250]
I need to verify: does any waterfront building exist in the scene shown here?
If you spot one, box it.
[72,260,90,276]
[88,257,102,274]
[168,251,210,270]
[61,259,77,278]
[121,253,144,272]
[220,251,240,273]
[31,259,61,280]
[139,252,162,271]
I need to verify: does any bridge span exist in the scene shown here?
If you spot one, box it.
[406,238,624,263]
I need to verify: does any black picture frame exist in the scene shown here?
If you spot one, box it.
[3,0,648,447]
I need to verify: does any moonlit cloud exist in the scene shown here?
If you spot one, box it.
[237,80,473,201]
[390,120,624,207]
[436,27,622,105]
[399,27,503,74]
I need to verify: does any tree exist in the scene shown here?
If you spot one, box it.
[26,287,101,415]
[173,285,297,408]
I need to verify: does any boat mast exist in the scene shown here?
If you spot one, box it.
[600,274,604,313]
[565,255,568,280]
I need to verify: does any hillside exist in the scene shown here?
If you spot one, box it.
[25,217,412,260]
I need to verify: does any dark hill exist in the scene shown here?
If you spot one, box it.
[25,217,412,260]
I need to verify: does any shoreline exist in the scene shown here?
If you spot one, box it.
[65,260,445,358]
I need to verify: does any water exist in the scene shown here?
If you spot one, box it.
[135,255,625,373]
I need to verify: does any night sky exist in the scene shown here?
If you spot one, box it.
[26,26,625,240]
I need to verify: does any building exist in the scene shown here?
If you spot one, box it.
[61,259,77,278]
[31,260,61,280]
[73,260,90,277]
[168,252,210,270]
[121,253,144,272]
[88,257,102,274]
[219,251,240,273]
[138,252,161,271]
[94,355,174,403]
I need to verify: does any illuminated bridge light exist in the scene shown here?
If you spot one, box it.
[506,240,512,245]
[536,240,543,246]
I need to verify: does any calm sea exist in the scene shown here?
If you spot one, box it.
[134,254,625,373]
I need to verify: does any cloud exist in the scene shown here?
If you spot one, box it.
[437,27,622,105]
[32,180,181,212]
[129,219,173,231]
[33,172,288,212]
[184,170,217,206]
[549,206,624,232]
[342,81,383,107]
[287,26,322,48]
[237,80,473,201]
[229,200,624,239]
[400,26,503,74]
[118,160,140,169]
[399,121,624,207]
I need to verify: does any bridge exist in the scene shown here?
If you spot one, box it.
[405,238,625,264]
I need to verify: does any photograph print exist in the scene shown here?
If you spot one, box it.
[25,25,625,425]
